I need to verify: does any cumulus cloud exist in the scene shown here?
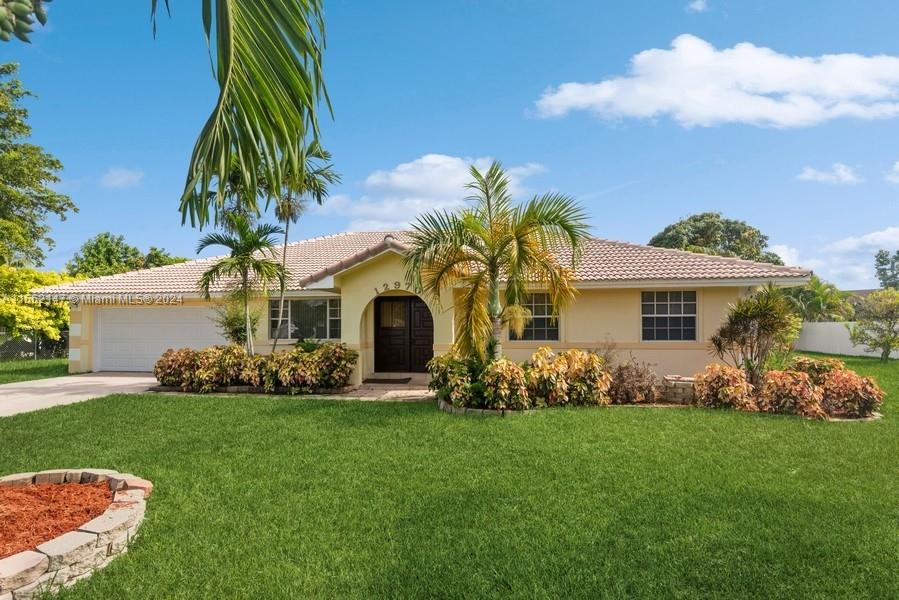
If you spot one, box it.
[318,154,546,231]
[775,225,899,288]
[884,161,899,183]
[534,34,899,128]
[686,0,708,13]
[796,163,863,184]
[100,167,144,189]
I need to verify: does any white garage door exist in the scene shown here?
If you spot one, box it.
[95,307,227,371]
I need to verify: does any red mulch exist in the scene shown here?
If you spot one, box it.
[0,482,112,559]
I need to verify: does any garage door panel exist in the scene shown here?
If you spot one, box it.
[96,307,227,371]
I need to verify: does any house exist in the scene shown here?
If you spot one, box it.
[32,231,810,383]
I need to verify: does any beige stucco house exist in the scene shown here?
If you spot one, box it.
[33,231,809,384]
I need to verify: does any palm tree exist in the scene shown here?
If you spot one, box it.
[404,161,590,359]
[785,275,854,322]
[269,143,340,351]
[197,214,285,355]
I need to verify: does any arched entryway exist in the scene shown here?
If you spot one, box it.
[373,296,434,372]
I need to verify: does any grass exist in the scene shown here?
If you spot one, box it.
[0,357,67,384]
[0,355,896,598]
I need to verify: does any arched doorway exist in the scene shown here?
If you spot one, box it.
[373,296,434,372]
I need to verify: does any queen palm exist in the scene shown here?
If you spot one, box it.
[269,143,340,350]
[404,161,590,359]
[197,214,285,355]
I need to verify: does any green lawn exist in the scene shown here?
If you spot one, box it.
[0,357,67,384]
[0,356,896,598]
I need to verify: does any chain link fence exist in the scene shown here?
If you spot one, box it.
[0,330,68,361]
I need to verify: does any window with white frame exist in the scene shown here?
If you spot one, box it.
[269,298,341,340]
[641,291,696,341]
[509,293,559,341]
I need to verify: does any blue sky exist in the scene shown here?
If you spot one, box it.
[5,0,899,288]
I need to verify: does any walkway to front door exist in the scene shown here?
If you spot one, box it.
[374,296,434,373]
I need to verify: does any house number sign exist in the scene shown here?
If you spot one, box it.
[374,281,406,295]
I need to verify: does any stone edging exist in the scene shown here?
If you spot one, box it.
[0,469,152,599]
[437,398,534,417]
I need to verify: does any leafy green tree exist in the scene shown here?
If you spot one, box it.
[197,214,285,355]
[874,249,899,289]
[849,289,899,361]
[404,161,589,359]
[649,212,784,265]
[784,275,854,322]
[4,2,330,229]
[0,265,76,339]
[270,142,339,351]
[66,233,186,278]
[0,63,76,266]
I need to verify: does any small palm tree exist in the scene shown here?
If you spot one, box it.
[270,143,340,351]
[197,214,285,355]
[785,275,854,322]
[404,161,590,359]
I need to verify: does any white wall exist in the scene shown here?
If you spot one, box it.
[795,322,899,359]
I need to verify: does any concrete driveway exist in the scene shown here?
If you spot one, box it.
[0,373,156,417]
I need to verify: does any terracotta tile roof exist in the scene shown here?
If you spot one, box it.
[31,231,809,297]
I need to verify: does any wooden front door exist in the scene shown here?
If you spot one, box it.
[374,297,433,373]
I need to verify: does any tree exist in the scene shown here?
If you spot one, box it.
[0,1,49,43]
[3,2,330,229]
[404,161,590,359]
[874,249,899,289]
[66,233,186,278]
[784,275,854,322]
[270,142,339,352]
[0,265,76,339]
[649,212,784,265]
[196,214,285,355]
[711,285,801,387]
[0,63,76,266]
[849,288,899,361]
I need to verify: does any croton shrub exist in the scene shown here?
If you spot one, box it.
[153,342,359,394]
[693,356,883,419]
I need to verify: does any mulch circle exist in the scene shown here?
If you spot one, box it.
[0,482,112,559]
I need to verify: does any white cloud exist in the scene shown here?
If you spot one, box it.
[534,34,899,128]
[686,0,708,13]
[796,163,863,184]
[319,154,546,231]
[884,161,899,184]
[100,167,144,189]
[777,225,899,288]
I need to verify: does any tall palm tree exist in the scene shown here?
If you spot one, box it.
[404,161,590,359]
[785,275,854,322]
[269,143,340,351]
[197,214,285,355]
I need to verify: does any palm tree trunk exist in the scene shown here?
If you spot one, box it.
[271,218,290,352]
[489,277,502,359]
[242,272,254,355]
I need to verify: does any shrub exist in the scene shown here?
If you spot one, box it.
[608,358,658,404]
[789,356,846,385]
[758,370,826,419]
[211,300,260,345]
[482,359,530,410]
[240,354,267,388]
[427,353,472,407]
[313,343,358,389]
[525,347,568,407]
[693,364,755,411]
[153,348,197,391]
[821,369,884,418]
[295,338,322,353]
[192,345,249,393]
[560,349,612,405]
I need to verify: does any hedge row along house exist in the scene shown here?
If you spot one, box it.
[32,231,810,384]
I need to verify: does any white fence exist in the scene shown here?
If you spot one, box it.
[795,322,899,359]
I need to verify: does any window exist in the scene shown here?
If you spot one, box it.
[269,298,341,340]
[641,291,696,341]
[510,293,559,341]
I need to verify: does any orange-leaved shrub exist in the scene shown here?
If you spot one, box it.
[789,356,846,385]
[525,347,569,407]
[482,359,530,410]
[693,364,755,411]
[758,370,826,419]
[608,358,658,404]
[153,348,198,391]
[560,349,612,405]
[821,369,884,418]
[427,353,472,407]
